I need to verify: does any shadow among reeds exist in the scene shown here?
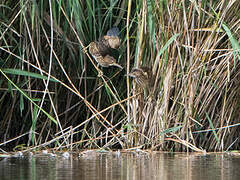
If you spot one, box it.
[0,0,240,152]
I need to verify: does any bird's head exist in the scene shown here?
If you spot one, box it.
[128,67,152,87]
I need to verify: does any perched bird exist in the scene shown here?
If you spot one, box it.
[88,27,122,69]
[128,67,153,88]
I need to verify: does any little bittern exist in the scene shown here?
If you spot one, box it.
[88,27,122,69]
[128,67,153,88]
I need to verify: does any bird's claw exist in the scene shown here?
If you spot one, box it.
[82,47,88,54]
[83,43,91,54]
[97,70,103,77]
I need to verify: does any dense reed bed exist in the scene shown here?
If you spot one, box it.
[0,0,240,152]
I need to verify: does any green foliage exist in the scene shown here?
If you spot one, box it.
[3,69,58,82]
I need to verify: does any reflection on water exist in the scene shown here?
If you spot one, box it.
[0,151,240,180]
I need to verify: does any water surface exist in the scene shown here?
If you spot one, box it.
[0,151,240,180]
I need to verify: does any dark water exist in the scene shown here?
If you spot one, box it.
[0,151,240,180]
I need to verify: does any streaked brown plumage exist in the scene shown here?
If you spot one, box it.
[88,27,122,69]
[128,67,153,88]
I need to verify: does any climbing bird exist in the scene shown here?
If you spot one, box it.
[88,27,122,69]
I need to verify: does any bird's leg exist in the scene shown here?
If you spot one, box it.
[143,88,148,98]
[96,64,103,77]
[84,42,103,77]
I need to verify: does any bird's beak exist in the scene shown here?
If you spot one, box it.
[113,63,123,69]
[126,73,135,78]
